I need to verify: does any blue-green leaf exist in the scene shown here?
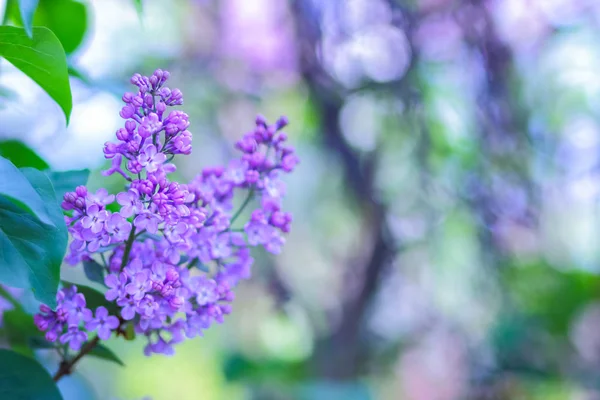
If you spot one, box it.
[0,168,67,308]
[28,336,56,349]
[87,343,125,366]
[46,169,89,203]
[83,259,105,286]
[0,349,63,399]
[17,0,39,37]
[0,140,49,170]
[0,155,53,225]
[0,26,72,124]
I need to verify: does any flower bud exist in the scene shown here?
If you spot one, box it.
[75,186,88,197]
[116,128,130,141]
[166,267,179,282]
[168,296,184,310]
[122,92,135,103]
[120,105,135,119]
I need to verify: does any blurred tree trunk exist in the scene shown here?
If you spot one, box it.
[291,0,418,380]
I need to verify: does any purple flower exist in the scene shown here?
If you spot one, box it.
[190,277,219,306]
[81,205,109,234]
[126,272,151,300]
[137,295,159,318]
[61,291,93,325]
[81,228,111,252]
[281,153,299,172]
[37,69,298,358]
[86,306,120,340]
[134,211,161,234]
[164,221,188,243]
[60,326,88,351]
[105,273,127,301]
[210,234,233,259]
[138,113,163,138]
[244,220,273,246]
[107,213,132,242]
[120,298,137,321]
[120,104,136,119]
[138,144,167,173]
[124,258,145,277]
[116,189,143,218]
[102,154,130,180]
[184,314,210,338]
[87,188,115,206]
[265,232,285,254]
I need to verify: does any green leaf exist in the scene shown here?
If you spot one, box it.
[17,0,39,37]
[87,343,125,366]
[68,64,91,84]
[0,155,53,225]
[133,0,142,15]
[83,259,105,286]
[28,336,56,349]
[0,349,63,400]
[61,281,118,315]
[0,168,67,307]
[3,308,42,357]
[34,0,87,54]
[0,140,49,170]
[46,169,90,203]
[0,26,73,124]
[123,322,136,341]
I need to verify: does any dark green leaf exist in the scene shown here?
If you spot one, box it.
[34,0,87,54]
[223,353,308,383]
[0,26,73,124]
[61,281,118,315]
[0,349,63,400]
[0,168,67,308]
[28,336,56,349]
[83,259,105,286]
[46,169,90,203]
[124,323,135,341]
[17,0,39,37]
[0,155,53,225]
[87,343,125,366]
[3,308,43,357]
[0,140,49,170]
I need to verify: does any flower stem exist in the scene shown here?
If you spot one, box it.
[229,189,254,227]
[53,336,100,382]
[120,227,137,270]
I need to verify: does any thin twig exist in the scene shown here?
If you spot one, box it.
[52,336,100,382]
[229,189,254,227]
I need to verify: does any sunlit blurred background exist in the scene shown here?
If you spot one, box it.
[3,0,600,398]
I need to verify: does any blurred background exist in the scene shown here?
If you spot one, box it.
[2,0,600,399]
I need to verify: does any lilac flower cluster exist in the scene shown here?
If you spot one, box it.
[34,286,118,350]
[34,69,298,355]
